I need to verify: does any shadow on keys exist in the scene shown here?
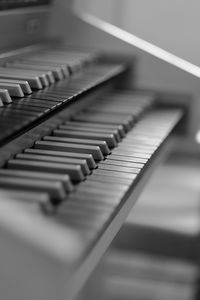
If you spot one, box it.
[78,155,200,300]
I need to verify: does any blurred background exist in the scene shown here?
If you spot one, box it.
[74,0,200,65]
[71,1,200,299]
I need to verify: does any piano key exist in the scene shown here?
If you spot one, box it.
[0,176,67,203]
[41,90,75,98]
[0,79,32,94]
[31,54,81,71]
[93,99,148,109]
[122,140,157,149]
[0,89,12,103]
[81,180,129,193]
[63,198,116,219]
[41,90,79,98]
[18,59,66,80]
[124,136,162,144]
[77,185,127,198]
[0,111,37,121]
[24,58,69,77]
[2,101,45,112]
[52,86,87,93]
[8,103,50,114]
[98,164,141,174]
[53,129,117,148]
[112,149,151,159]
[65,121,125,137]
[67,194,118,210]
[0,73,42,89]
[7,159,85,182]
[16,153,91,176]
[0,82,24,97]
[59,124,121,142]
[15,98,59,108]
[93,168,137,180]
[0,108,41,118]
[73,113,132,132]
[31,94,67,102]
[0,169,74,193]
[59,196,114,218]
[35,140,104,161]
[101,159,144,169]
[88,174,133,186]
[24,148,97,169]
[103,92,155,104]
[6,63,55,84]
[117,142,160,151]
[116,145,156,155]
[56,202,112,230]
[46,135,110,155]
[86,104,144,116]
[1,67,50,87]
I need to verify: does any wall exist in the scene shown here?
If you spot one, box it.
[74,0,200,66]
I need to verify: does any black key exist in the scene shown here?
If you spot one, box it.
[24,148,97,170]
[53,129,117,148]
[0,176,67,203]
[59,124,121,142]
[35,141,104,161]
[45,136,110,155]
[7,159,85,182]
[16,153,91,176]
[65,121,125,138]
[0,169,73,192]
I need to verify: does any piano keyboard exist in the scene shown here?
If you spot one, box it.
[0,45,186,300]
[0,87,184,299]
[0,87,183,234]
[0,46,125,144]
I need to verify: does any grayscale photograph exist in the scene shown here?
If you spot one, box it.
[0,1,199,299]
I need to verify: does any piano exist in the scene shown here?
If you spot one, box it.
[0,1,196,300]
